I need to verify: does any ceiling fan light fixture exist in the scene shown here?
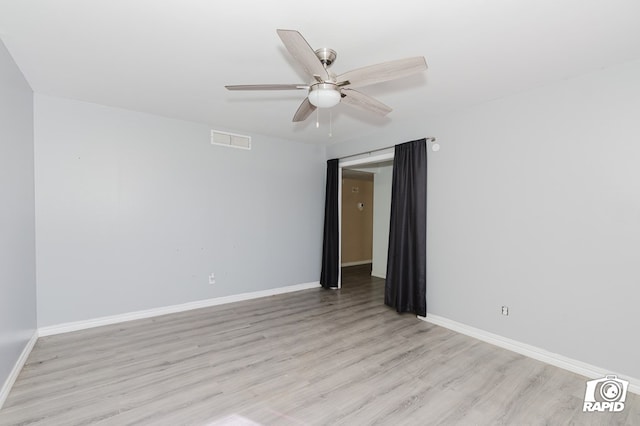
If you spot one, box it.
[308,83,341,108]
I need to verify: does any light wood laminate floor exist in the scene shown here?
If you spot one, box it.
[1,265,638,425]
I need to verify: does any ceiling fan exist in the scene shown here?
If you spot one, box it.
[225,29,428,122]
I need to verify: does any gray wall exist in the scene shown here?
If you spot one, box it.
[328,59,640,381]
[371,164,392,278]
[0,40,37,389]
[34,94,325,327]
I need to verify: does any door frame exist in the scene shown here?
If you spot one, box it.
[338,150,394,288]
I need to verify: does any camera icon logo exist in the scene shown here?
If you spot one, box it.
[583,375,629,412]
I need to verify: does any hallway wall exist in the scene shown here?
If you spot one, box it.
[341,177,373,265]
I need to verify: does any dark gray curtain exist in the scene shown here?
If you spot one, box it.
[320,159,339,288]
[385,138,427,316]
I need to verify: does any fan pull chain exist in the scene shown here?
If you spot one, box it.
[329,110,332,137]
[316,108,319,128]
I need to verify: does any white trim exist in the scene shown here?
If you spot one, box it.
[420,314,640,396]
[0,331,38,410]
[337,166,342,289]
[340,151,394,168]
[39,282,320,337]
[341,260,372,267]
[371,272,386,279]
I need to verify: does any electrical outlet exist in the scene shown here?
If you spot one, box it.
[208,273,216,285]
[501,306,509,316]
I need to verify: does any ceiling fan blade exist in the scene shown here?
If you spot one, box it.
[277,29,329,81]
[337,57,427,89]
[341,89,392,116]
[292,98,316,122]
[225,84,308,91]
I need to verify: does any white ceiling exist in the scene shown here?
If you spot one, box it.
[1,0,639,144]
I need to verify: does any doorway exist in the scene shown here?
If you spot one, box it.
[339,153,394,288]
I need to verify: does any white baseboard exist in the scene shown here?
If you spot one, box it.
[420,314,640,396]
[341,260,372,267]
[371,272,386,279]
[39,281,320,337]
[0,331,38,410]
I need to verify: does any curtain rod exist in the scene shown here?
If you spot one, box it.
[339,137,436,161]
